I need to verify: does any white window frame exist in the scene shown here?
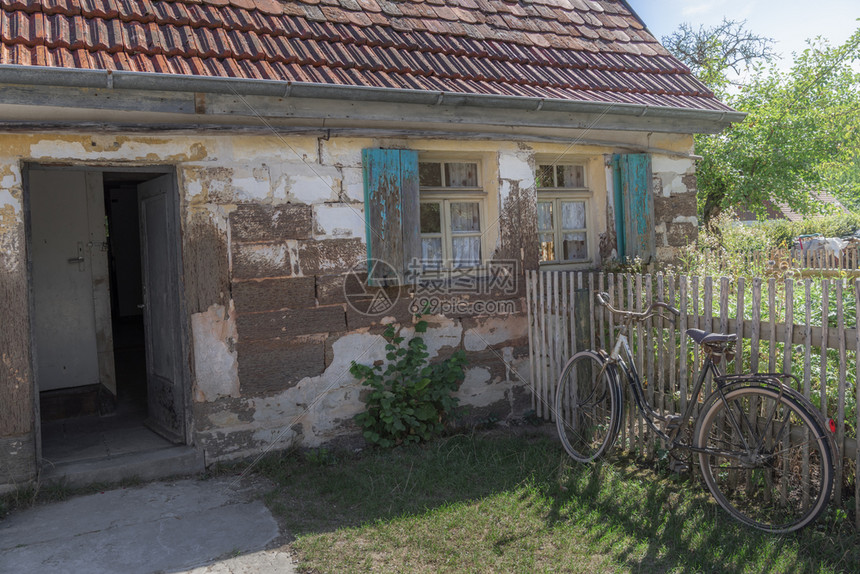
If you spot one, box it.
[418,159,486,272]
[536,162,593,266]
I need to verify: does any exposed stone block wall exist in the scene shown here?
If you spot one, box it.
[651,155,699,263]
[193,139,535,461]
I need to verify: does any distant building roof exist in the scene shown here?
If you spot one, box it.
[0,0,735,113]
[736,191,850,223]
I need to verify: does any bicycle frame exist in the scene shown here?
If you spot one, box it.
[607,329,736,454]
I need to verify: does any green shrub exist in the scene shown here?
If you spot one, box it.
[670,210,860,277]
[763,212,860,248]
[350,320,467,448]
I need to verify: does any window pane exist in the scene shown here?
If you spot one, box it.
[419,162,442,187]
[557,165,584,188]
[562,232,587,260]
[452,236,481,268]
[450,202,480,232]
[536,165,554,188]
[537,201,553,231]
[539,234,555,262]
[561,201,586,229]
[445,163,478,187]
[422,237,442,267]
[420,202,441,233]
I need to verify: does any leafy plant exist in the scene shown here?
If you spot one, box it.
[305,448,337,467]
[350,320,467,448]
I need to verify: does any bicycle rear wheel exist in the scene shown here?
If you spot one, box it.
[695,385,834,533]
[554,350,623,463]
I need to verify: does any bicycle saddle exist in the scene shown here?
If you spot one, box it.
[685,329,737,345]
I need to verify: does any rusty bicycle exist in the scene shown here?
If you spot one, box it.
[554,292,836,533]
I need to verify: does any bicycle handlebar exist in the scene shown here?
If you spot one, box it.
[595,292,681,322]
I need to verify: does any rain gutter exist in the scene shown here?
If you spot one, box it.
[0,65,747,125]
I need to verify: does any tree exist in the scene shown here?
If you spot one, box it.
[662,19,775,96]
[665,21,860,228]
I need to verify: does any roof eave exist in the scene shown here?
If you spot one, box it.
[0,65,747,131]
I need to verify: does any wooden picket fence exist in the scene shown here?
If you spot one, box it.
[791,245,860,271]
[525,270,859,525]
[697,245,860,273]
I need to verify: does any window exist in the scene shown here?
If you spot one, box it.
[536,163,590,264]
[418,161,484,270]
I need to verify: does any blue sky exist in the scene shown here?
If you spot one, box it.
[626,0,859,70]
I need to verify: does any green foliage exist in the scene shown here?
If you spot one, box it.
[673,211,860,278]
[762,212,860,248]
[304,448,337,467]
[350,320,467,448]
[666,21,860,227]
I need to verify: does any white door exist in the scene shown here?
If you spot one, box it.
[138,174,186,442]
[30,170,116,393]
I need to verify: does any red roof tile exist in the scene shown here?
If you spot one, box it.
[0,0,734,112]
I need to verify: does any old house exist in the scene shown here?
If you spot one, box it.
[0,0,741,490]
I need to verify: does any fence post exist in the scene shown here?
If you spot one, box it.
[820,281,830,417]
[549,271,559,421]
[704,277,713,396]
[667,275,676,415]
[679,275,689,413]
[635,273,645,455]
[735,277,745,376]
[537,271,548,416]
[751,278,762,374]
[526,270,536,413]
[854,279,860,529]
[835,280,846,506]
[783,278,794,388]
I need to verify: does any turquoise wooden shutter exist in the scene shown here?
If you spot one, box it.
[362,149,419,285]
[611,154,655,262]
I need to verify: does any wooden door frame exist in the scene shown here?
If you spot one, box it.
[23,163,194,456]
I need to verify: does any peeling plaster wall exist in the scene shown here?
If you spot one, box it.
[0,129,698,483]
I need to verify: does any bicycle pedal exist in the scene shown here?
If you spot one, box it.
[668,459,690,474]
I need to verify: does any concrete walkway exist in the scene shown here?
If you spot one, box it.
[0,476,298,574]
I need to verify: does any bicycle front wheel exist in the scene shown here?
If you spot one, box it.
[695,385,834,533]
[554,350,622,463]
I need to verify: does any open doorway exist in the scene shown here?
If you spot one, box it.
[28,168,189,470]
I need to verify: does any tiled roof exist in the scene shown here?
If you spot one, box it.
[0,0,733,112]
[737,192,849,223]
[775,192,849,223]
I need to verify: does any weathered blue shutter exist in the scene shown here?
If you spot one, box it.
[362,149,419,285]
[611,153,655,262]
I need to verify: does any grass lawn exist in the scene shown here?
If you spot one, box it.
[256,426,859,574]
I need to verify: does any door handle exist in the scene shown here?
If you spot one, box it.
[137,304,146,309]
[67,257,85,263]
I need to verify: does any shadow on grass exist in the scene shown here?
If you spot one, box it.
[254,427,859,573]
[546,457,857,574]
